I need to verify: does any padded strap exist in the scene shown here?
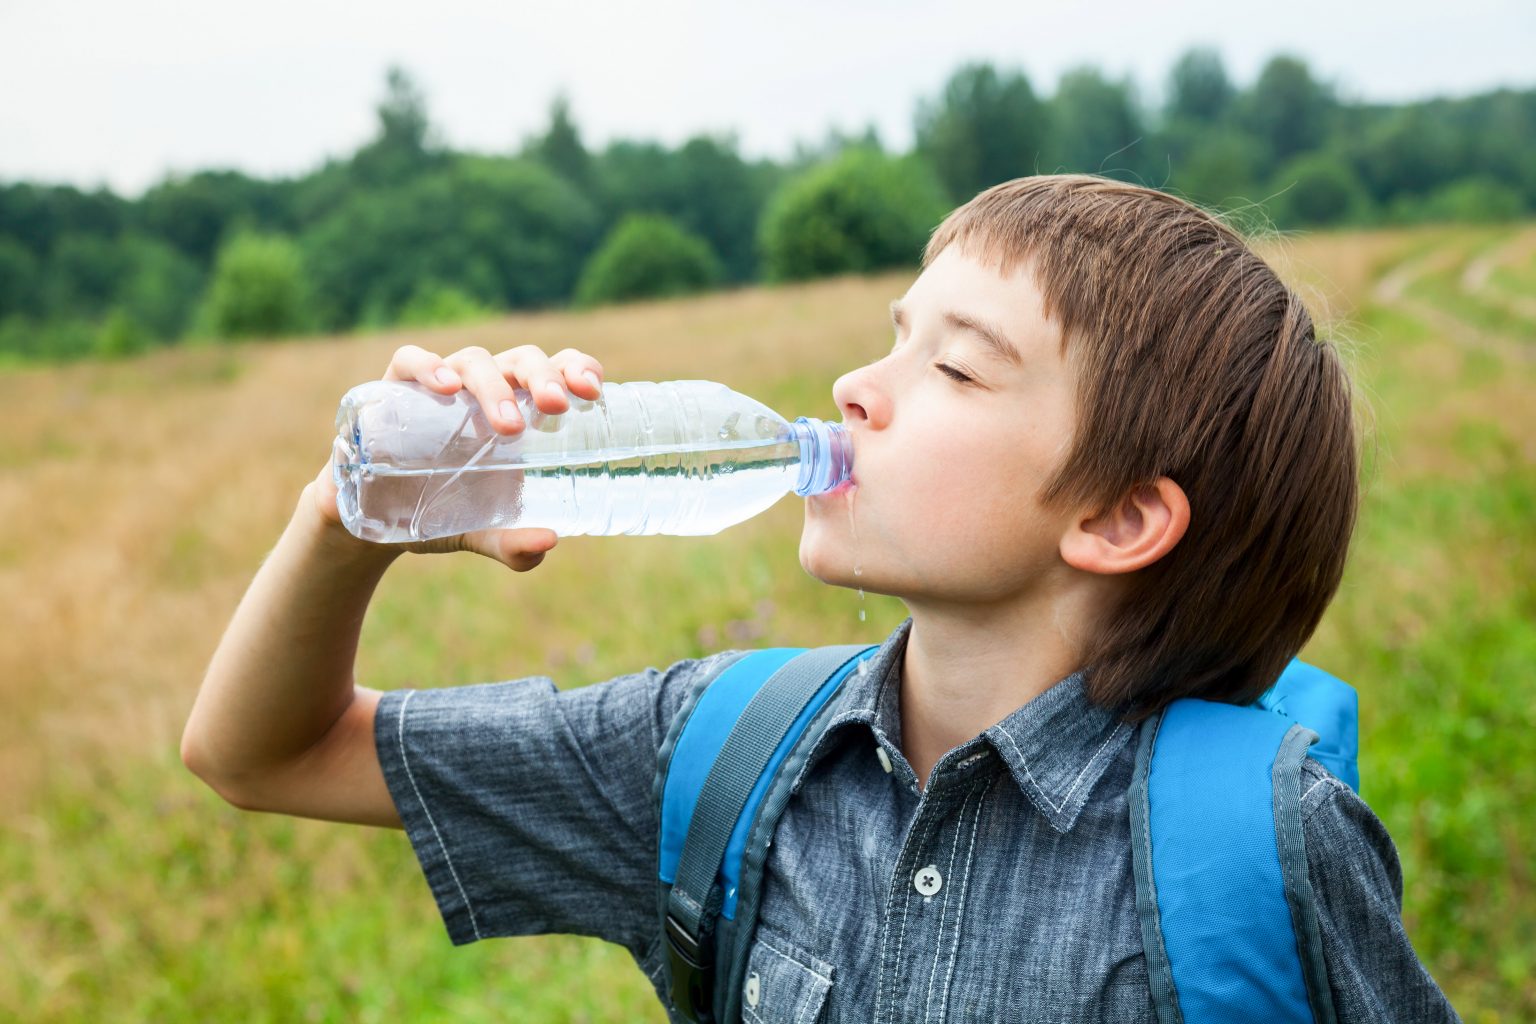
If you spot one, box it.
[1130,699,1329,1024]
[665,644,870,937]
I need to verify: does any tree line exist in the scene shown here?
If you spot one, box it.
[2,51,1532,365]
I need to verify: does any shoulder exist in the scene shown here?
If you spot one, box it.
[1298,755,1403,905]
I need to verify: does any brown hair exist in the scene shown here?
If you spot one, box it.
[924,173,1360,722]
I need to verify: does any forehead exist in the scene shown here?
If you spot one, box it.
[900,246,1059,361]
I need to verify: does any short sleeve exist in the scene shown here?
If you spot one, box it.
[374,648,747,957]
[1300,758,1463,1023]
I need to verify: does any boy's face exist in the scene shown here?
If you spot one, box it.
[800,246,1081,606]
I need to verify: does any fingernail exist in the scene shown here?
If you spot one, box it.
[582,370,601,391]
[544,381,566,399]
[435,367,459,386]
[499,399,519,422]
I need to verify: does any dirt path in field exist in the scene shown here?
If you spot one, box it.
[1371,226,1536,364]
[1460,230,1536,321]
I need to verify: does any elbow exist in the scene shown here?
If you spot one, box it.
[180,729,255,811]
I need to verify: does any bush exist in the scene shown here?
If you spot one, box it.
[396,281,493,327]
[94,308,153,359]
[0,314,98,363]
[573,214,723,307]
[1267,152,1373,227]
[758,149,951,282]
[1391,177,1529,225]
[197,232,312,339]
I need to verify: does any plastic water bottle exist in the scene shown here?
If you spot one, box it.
[330,379,853,542]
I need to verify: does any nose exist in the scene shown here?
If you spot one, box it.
[833,364,888,430]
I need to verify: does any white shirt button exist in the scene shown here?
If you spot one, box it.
[914,864,943,896]
[744,971,761,1008]
[875,745,893,773]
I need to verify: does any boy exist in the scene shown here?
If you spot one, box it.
[182,174,1459,1021]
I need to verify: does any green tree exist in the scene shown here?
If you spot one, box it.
[1237,55,1337,164]
[1267,152,1372,227]
[1166,130,1264,210]
[0,182,127,256]
[0,237,40,318]
[1046,67,1153,182]
[1346,104,1461,205]
[913,61,1051,203]
[593,134,781,284]
[758,149,950,282]
[574,213,723,307]
[526,93,594,194]
[197,232,312,339]
[136,170,289,265]
[114,235,204,339]
[44,234,129,318]
[301,156,598,328]
[351,65,445,187]
[1167,47,1235,124]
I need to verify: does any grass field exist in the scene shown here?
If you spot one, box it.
[1,222,1532,1022]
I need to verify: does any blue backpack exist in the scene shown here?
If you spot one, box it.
[653,645,1360,1024]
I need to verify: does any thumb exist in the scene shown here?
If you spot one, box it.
[470,527,560,572]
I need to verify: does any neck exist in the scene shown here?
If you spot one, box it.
[897,583,1106,788]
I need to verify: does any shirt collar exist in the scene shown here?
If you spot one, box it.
[817,617,1134,834]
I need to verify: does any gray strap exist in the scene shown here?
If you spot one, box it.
[1128,712,1183,1024]
[1274,724,1339,1024]
[666,644,869,938]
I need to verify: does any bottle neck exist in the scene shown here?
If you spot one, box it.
[790,417,853,496]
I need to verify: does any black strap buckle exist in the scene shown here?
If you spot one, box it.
[665,911,716,1023]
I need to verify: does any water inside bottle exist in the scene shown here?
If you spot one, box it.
[339,429,812,541]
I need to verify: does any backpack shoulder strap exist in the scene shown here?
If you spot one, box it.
[1129,687,1338,1024]
[654,644,876,1024]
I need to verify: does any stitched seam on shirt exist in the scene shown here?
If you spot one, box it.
[792,971,814,1024]
[922,786,967,1024]
[890,806,944,1011]
[925,777,989,1024]
[876,797,945,1020]
[1301,775,1334,806]
[396,690,482,941]
[996,721,1127,816]
[756,934,834,987]
[934,775,994,1023]
[1300,772,1348,825]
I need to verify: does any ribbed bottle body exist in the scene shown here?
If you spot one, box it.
[332,379,842,542]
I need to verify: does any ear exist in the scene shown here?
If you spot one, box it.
[1059,477,1190,575]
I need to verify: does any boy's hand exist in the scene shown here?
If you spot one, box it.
[305,342,606,571]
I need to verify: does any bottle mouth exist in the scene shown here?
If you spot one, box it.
[790,417,853,496]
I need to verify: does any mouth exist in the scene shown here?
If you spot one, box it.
[811,477,858,501]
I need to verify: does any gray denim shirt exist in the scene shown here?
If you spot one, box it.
[375,617,1459,1023]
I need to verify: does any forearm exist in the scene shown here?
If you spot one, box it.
[181,486,403,789]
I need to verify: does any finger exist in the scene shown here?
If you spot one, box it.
[383,344,460,394]
[445,346,523,434]
[548,348,606,400]
[494,345,571,415]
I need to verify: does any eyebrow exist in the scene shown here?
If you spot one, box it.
[889,299,1023,368]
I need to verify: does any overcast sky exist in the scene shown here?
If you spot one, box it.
[3,0,1532,197]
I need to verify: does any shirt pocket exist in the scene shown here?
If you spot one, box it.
[740,928,835,1024]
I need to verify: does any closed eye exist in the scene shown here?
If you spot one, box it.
[936,363,974,384]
